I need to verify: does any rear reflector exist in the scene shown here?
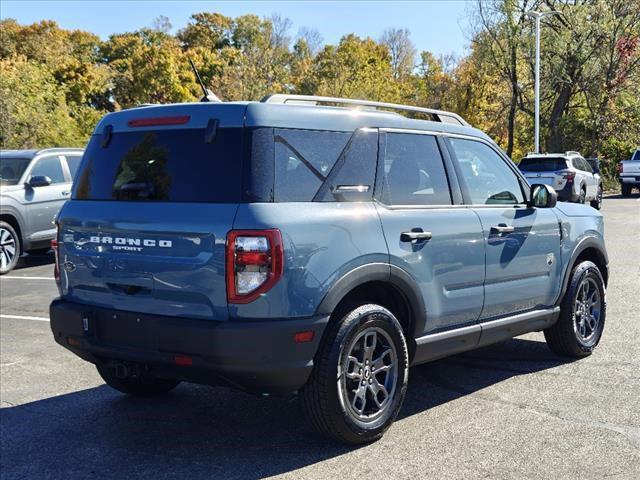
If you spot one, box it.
[294,331,315,343]
[128,115,190,127]
[67,336,81,346]
[174,355,193,366]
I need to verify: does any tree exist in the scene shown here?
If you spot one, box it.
[177,12,232,50]
[380,27,416,79]
[101,29,197,108]
[151,15,172,34]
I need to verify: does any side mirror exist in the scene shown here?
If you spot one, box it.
[530,184,557,208]
[27,175,52,188]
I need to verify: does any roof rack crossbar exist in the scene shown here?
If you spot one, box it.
[261,94,470,127]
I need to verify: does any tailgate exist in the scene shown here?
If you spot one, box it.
[57,200,237,321]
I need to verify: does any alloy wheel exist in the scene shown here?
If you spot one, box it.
[0,227,17,272]
[339,326,399,422]
[573,277,601,343]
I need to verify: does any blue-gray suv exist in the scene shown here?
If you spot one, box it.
[49,95,609,443]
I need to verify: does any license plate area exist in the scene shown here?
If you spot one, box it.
[96,310,156,350]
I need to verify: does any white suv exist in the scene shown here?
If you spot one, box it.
[518,151,602,209]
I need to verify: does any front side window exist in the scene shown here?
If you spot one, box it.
[450,138,525,205]
[379,133,452,206]
[0,157,30,186]
[30,156,66,184]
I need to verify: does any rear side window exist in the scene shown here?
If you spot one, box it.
[274,129,350,201]
[518,157,568,171]
[378,133,452,206]
[30,155,66,184]
[73,128,243,202]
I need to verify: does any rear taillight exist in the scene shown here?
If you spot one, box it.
[51,237,60,286]
[563,171,576,183]
[618,162,624,174]
[226,229,283,304]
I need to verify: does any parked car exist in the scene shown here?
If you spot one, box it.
[518,151,602,209]
[0,148,83,274]
[619,148,640,196]
[49,95,608,444]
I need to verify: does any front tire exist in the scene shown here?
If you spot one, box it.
[544,261,606,357]
[301,304,409,444]
[97,364,180,396]
[0,221,20,275]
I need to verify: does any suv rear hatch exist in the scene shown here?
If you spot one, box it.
[56,104,247,321]
[519,157,571,189]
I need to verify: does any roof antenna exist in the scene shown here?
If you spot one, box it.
[189,58,221,102]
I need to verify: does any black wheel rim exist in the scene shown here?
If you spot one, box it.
[573,277,601,343]
[338,326,398,422]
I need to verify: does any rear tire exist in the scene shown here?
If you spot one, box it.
[590,185,603,210]
[544,261,606,357]
[621,184,632,197]
[0,221,20,275]
[97,364,180,396]
[300,304,409,444]
[577,186,586,204]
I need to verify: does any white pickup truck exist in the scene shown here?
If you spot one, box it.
[619,148,640,196]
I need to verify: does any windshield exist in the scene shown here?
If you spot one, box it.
[0,157,31,186]
[518,157,568,172]
[73,127,243,202]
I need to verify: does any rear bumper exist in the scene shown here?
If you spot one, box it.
[619,175,640,185]
[49,299,329,395]
[557,181,579,202]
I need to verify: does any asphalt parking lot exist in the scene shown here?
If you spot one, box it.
[1,195,639,480]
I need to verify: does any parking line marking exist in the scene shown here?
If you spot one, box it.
[0,314,50,322]
[0,276,54,280]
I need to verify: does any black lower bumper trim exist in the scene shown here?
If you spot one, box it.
[49,299,329,395]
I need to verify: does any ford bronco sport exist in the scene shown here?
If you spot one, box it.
[50,95,608,444]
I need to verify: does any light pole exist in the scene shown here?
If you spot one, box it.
[525,10,560,154]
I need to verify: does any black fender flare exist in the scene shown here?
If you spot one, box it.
[556,235,609,306]
[315,262,427,340]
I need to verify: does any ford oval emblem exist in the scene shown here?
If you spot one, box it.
[63,261,76,272]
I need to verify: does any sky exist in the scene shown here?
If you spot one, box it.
[1,0,472,57]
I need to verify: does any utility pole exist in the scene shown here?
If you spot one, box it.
[525,10,560,154]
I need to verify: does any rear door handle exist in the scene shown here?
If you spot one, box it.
[400,230,432,243]
[490,224,515,235]
[61,191,70,196]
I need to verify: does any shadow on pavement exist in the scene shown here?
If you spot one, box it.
[0,337,576,479]
[14,251,55,270]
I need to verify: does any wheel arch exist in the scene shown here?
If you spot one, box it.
[557,237,609,306]
[315,263,426,361]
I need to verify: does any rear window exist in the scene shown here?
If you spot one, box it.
[73,128,243,202]
[518,157,568,172]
